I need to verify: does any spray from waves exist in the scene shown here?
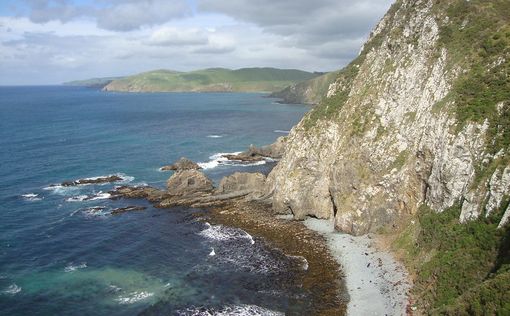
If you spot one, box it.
[71,206,110,218]
[21,193,43,201]
[176,304,284,316]
[116,291,154,304]
[65,191,112,202]
[2,284,22,295]
[64,262,88,273]
[198,152,240,170]
[273,130,290,134]
[198,152,267,170]
[199,224,255,245]
[206,135,224,138]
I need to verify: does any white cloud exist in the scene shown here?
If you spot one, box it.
[0,1,394,85]
[148,27,209,46]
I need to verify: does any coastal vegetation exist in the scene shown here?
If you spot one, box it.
[393,204,510,314]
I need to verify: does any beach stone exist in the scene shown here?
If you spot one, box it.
[166,170,214,196]
[161,157,201,171]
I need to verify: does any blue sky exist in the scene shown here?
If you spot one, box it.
[0,0,393,85]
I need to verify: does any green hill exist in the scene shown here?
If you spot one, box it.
[102,68,320,93]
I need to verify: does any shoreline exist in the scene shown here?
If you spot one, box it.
[303,218,412,316]
[201,200,348,316]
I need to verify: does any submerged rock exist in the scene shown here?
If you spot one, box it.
[160,157,201,171]
[111,206,147,215]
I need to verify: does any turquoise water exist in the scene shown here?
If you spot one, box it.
[0,86,311,315]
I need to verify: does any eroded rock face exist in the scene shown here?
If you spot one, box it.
[216,172,266,195]
[166,170,214,196]
[264,0,510,235]
[110,186,167,203]
[160,157,201,171]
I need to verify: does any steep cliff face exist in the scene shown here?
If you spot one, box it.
[266,0,510,235]
[269,71,339,105]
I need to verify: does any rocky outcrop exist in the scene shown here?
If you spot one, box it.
[160,157,201,171]
[55,175,124,187]
[264,0,510,235]
[112,169,267,209]
[216,172,266,196]
[224,136,286,162]
[110,186,167,203]
[111,206,147,215]
[166,170,214,196]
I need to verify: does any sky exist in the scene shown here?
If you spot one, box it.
[0,0,394,85]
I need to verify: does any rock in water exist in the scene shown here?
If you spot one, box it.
[59,175,124,187]
[166,170,214,196]
[223,137,287,162]
[111,206,147,215]
[160,157,201,171]
[216,172,266,195]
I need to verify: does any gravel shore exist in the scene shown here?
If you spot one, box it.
[303,218,412,316]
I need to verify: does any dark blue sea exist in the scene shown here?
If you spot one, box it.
[0,86,310,315]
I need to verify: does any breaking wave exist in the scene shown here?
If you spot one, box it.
[21,193,43,201]
[116,291,154,304]
[198,152,267,170]
[176,304,284,316]
[2,284,21,295]
[64,262,88,272]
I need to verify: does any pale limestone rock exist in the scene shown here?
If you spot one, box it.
[498,204,510,229]
[486,166,510,216]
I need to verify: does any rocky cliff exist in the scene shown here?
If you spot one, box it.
[270,71,339,105]
[264,0,510,312]
[266,0,510,236]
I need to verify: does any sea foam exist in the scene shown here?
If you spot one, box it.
[177,304,284,315]
[64,262,88,272]
[199,224,255,245]
[21,193,43,201]
[198,152,268,170]
[116,291,154,304]
[2,284,21,295]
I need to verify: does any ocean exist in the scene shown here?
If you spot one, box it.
[0,86,311,315]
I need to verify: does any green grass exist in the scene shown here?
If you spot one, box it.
[104,68,319,93]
